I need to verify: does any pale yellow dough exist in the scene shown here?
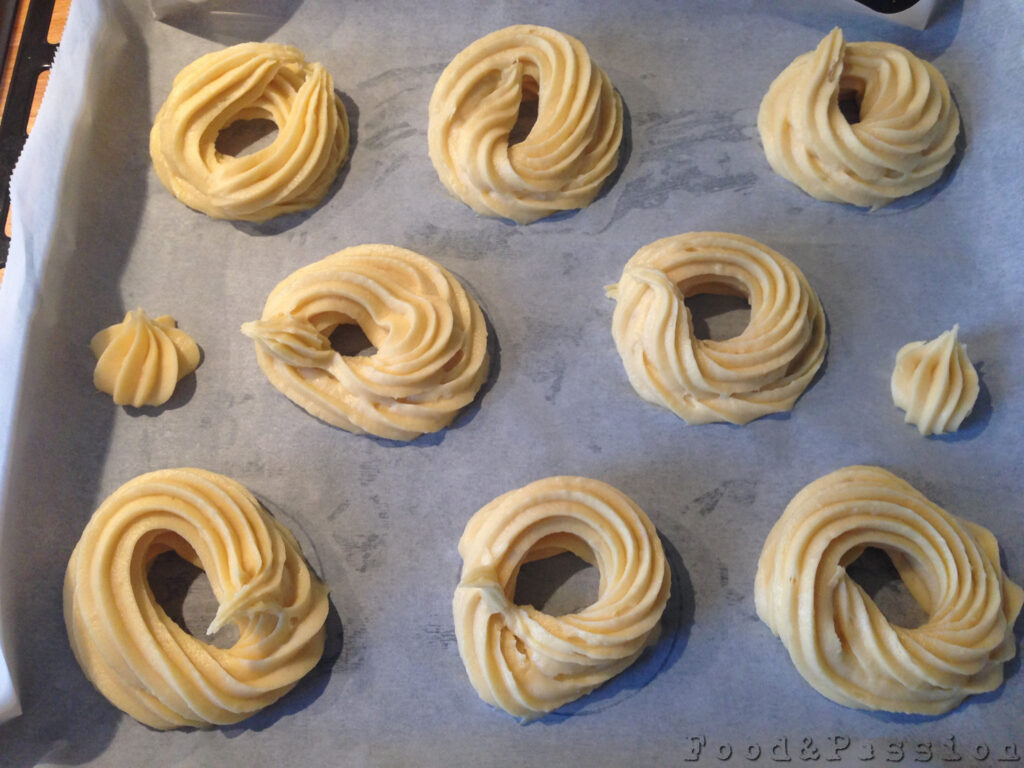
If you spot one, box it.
[755,466,1023,714]
[90,308,200,407]
[428,25,623,223]
[453,476,670,720]
[891,325,978,436]
[606,232,827,425]
[758,28,959,208]
[64,468,330,729]
[241,244,489,441]
[150,42,349,221]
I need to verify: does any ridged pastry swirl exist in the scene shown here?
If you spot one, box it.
[428,25,623,223]
[755,466,1023,714]
[64,468,329,729]
[758,28,959,208]
[241,244,489,441]
[150,42,349,221]
[891,325,978,436]
[606,232,827,425]
[90,309,200,407]
[454,476,670,720]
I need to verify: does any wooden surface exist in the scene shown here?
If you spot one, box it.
[0,0,69,129]
[0,0,72,277]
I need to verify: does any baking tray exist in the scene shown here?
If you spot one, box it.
[0,0,1022,765]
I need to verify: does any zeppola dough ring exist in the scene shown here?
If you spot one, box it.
[606,232,827,425]
[241,244,489,441]
[454,476,670,720]
[90,308,200,407]
[755,466,1023,714]
[428,25,623,224]
[64,468,330,729]
[758,28,959,208]
[150,42,350,221]
[891,324,978,436]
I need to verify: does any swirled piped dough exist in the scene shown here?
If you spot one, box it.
[755,466,1023,714]
[606,232,827,425]
[150,42,349,221]
[90,308,200,407]
[758,28,959,208]
[241,244,489,441]
[64,468,329,729]
[454,476,670,720]
[891,325,978,436]
[428,25,623,224]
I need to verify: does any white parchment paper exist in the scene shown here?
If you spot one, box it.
[1,0,1022,765]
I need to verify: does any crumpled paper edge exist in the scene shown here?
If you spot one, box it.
[0,0,108,725]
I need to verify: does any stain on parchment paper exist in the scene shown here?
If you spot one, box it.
[717,562,748,608]
[603,108,758,229]
[328,493,389,573]
[422,623,458,650]
[357,459,380,487]
[686,477,757,517]
[352,63,442,185]
[343,533,384,574]
[357,62,444,101]
[512,317,585,405]
[407,221,520,261]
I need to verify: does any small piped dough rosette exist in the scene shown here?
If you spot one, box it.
[150,42,350,221]
[758,28,959,208]
[755,466,1023,715]
[892,325,978,436]
[428,25,623,224]
[454,476,670,720]
[242,244,489,441]
[90,308,200,407]
[606,232,827,425]
[64,468,330,729]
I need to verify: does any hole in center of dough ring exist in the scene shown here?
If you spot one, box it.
[147,535,241,649]
[841,545,930,630]
[509,75,540,147]
[679,276,753,342]
[512,535,599,617]
[215,116,280,157]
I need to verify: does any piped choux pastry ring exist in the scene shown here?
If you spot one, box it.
[758,28,959,208]
[454,476,670,720]
[64,468,330,729]
[150,42,350,221]
[755,466,1023,714]
[428,25,623,224]
[606,231,827,425]
[242,244,489,441]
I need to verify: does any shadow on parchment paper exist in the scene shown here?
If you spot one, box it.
[231,91,360,237]
[0,4,150,767]
[149,0,304,46]
[531,532,693,724]
[758,0,962,59]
